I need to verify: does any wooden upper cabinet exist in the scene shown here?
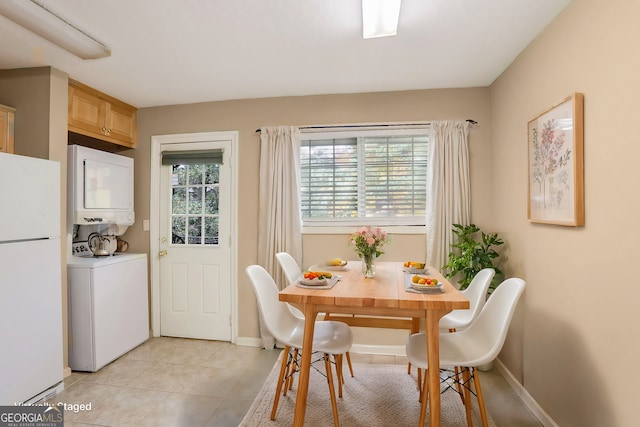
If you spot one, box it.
[0,104,15,154]
[68,79,137,148]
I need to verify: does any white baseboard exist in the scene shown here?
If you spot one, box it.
[23,381,64,405]
[494,358,559,427]
[236,336,265,348]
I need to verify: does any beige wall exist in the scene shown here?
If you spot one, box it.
[489,0,638,425]
[0,67,52,159]
[0,67,70,372]
[133,88,492,344]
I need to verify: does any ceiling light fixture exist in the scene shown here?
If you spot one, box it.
[0,0,110,59]
[362,0,401,39]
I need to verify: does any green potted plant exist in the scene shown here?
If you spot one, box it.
[441,224,504,294]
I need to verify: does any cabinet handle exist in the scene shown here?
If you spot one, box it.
[101,127,106,132]
[107,129,112,133]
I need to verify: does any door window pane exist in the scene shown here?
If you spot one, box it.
[188,164,204,185]
[188,187,202,215]
[172,165,186,185]
[170,162,221,246]
[205,164,219,184]
[188,216,202,244]
[205,187,219,214]
[172,188,186,214]
[172,216,186,244]
[205,217,219,245]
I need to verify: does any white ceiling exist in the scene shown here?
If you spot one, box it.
[0,0,572,108]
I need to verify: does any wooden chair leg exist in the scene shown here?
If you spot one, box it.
[270,346,290,421]
[284,348,299,395]
[282,349,298,396]
[472,367,489,427]
[324,354,340,427]
[345,351,354,377]
[418,368,429,427]
[335,354,344,398]
[417,367,423,396]
[461,367,474,427]
[454,366,466,405]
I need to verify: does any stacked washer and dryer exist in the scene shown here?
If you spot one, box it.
[67,145,149,372]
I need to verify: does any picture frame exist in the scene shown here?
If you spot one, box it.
[527,93,584,226]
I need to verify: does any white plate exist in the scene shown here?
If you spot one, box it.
[309,262,348,271]
[298,276,328,286]
[403,267,429,274]
[322,260,348,270]
[410,282,443,292]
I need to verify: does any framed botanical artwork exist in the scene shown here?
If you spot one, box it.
[528,93,584,226]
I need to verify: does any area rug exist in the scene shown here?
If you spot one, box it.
[240,359,497,426]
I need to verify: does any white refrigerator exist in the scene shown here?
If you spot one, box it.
[0,152,64,404]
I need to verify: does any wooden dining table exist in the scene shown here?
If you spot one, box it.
[279,261,469,427]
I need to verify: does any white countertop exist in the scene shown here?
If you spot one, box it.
[67,252,147,268]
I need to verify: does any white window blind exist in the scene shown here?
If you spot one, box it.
[300,131,428,226]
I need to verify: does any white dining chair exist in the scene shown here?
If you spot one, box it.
[276,251,355,378]
[410,268,495,389]
[246,264,353,426]
[405,277,526,427]
[275,252,306,317]
[440,268,495,332]
[275,251,303,285]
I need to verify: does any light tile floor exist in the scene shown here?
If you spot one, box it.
[50,337,542,426]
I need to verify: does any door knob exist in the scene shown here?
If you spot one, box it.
[159,250,167,257]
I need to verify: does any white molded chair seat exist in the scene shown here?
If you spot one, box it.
[405,277,526,427]
[246,264,353,426]
[439,268,495,331]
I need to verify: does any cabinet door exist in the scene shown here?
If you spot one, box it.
[68,86,107,134]
[0,107,14,153]
[68,81,138,148]
[105,103,136,146]
[0,109,7,153]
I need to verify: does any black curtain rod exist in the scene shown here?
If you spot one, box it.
[255,119,477,133]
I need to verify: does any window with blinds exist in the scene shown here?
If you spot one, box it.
[300,131,428,226]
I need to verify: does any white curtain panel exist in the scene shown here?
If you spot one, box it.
[257,126,303,348]
[426,121,471,272]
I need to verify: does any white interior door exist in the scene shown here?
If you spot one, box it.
[158,141,232,340]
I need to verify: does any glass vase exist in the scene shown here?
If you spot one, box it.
[361,253,376,278]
